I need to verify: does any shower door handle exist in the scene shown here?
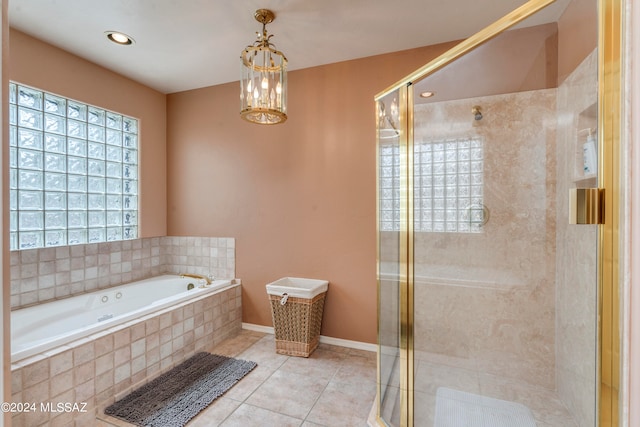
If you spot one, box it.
[569,188,605,225]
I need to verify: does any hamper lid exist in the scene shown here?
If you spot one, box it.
[266,277,329,299]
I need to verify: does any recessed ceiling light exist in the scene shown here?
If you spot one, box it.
[419,91,435,98]
[105,31,134,45]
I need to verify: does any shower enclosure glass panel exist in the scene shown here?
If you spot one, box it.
[410,8,598,427]
[377,89,404,426]
[375,0,603,425]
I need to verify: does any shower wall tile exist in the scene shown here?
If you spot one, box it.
[10,236,236,309]
[411,88,558,390]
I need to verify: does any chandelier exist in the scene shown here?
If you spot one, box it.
[240,9,288,125]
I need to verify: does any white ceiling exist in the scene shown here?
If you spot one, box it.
[8,0,571,94]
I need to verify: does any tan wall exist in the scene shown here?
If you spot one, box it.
[9,29,167,238]
[557,0,597,83]
[166,42,457,343]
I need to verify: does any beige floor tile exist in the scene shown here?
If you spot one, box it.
[222,364,274,402]
[306,380,376,427]
[317,342,352,354]
[332,353,377,386]
[236,337,290,371]
[278,347,345,382]
[96,411,135,426]
[207,330,265,357]
[347,348,376,360]
[219,403,303,427]
[92,332,376,426]
[245,369,329,419]
[188,397,241,426]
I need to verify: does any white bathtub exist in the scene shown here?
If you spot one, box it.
[11,274,234,363]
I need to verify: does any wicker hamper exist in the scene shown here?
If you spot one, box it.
[266,277,329,357]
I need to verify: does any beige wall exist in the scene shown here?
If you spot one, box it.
[166,43,457,343]
[9,29,167,238]
[557,0,597,83]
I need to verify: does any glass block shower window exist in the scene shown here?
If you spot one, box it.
[379,142,401,232]
[414,138,484,232]
[9,82,139,250]
[379,137,484,233]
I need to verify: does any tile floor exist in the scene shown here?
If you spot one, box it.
[97,330,377,427]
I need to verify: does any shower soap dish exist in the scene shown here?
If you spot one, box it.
[266,277,328,357]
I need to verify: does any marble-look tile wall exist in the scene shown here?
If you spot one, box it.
[411,89,558,389]
[10,236,236,310]
[555,49,598,427]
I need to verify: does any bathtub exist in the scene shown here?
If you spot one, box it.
[11,274,234,363]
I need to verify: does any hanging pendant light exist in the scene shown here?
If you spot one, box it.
[240,9,288,125]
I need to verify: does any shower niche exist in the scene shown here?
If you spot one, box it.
[574,103,598,186]
[375,1,603,426]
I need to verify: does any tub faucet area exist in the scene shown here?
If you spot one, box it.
[180,273,214,286]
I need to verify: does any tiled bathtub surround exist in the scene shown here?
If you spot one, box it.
[161,236,235,280]
[11,283,242,427]
[10,236,235,309]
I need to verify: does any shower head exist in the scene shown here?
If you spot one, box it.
[472,106,483,121]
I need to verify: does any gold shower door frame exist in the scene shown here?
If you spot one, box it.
[374,0,623,426]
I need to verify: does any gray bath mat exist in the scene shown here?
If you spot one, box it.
[434,387,537,427]
[105,352,257,427]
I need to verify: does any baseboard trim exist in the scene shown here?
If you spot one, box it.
[241,323,377,353]
[241,323,274,334]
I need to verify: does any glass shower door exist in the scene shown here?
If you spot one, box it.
[377,88,405,426]
[409,7,599,426]
[374,0,621,425]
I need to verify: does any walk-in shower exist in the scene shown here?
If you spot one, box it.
[374,0,622,425]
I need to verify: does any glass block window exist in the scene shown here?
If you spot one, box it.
[379,137,484,233]
[9,82,139,250]
[414,138,484,232]
[379,142,401,232]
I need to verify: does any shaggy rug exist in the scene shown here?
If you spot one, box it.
[104,352,257,427]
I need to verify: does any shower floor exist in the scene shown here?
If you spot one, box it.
[381,351,580,427]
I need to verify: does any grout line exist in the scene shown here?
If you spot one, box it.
[302,353,343,425]
[218,337,291,426]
